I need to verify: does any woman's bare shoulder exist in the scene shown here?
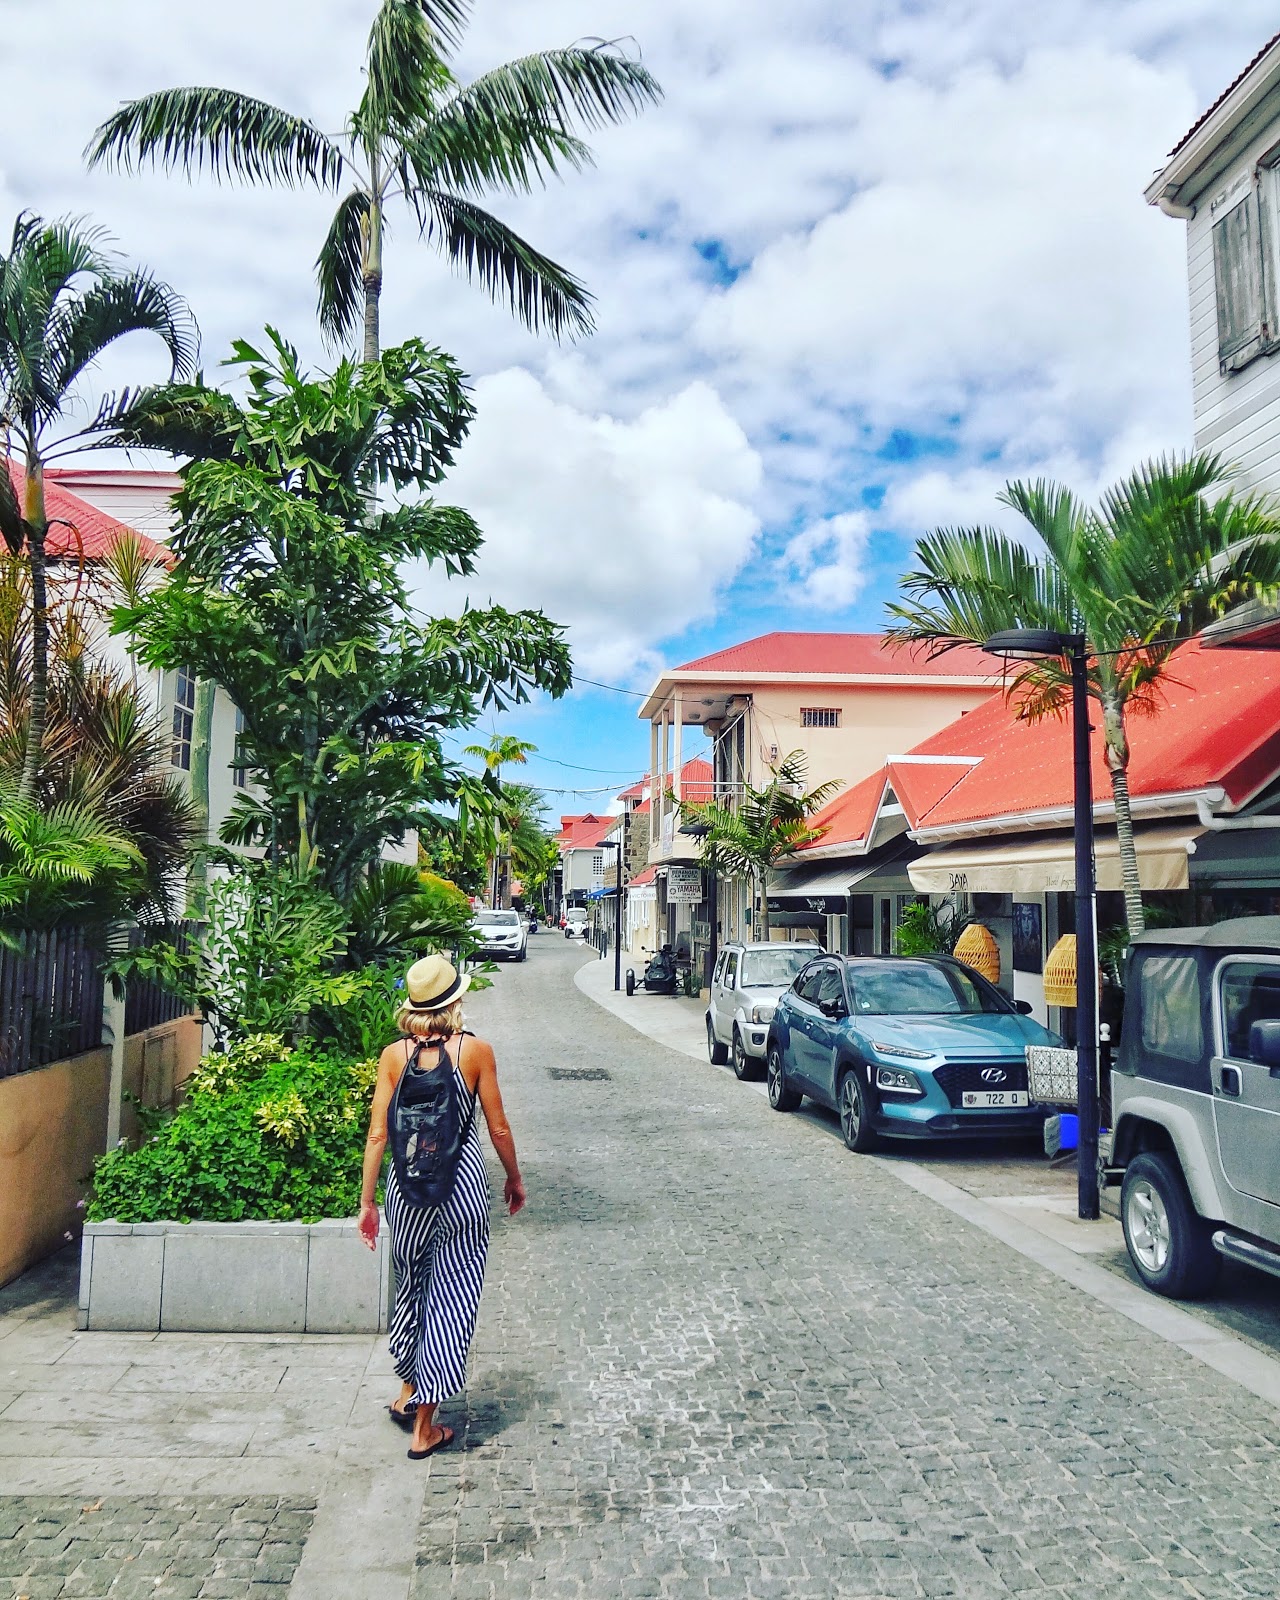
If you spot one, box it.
[378,1038,410,1073]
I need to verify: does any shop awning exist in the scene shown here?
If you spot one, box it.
[908,822,1201,896]
[769,844,917,912]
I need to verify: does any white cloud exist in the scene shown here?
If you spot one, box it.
[414,370,762,680]
[781,512,871,610]
[697,46,1198,480]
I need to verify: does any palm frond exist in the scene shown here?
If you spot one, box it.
[886,524,1079,652]
[0,459,23,557]
[413,189,593,338]
[454,43,662,135]
[98,382,244,462]
[86,87,345,190]
[316,189,371,349]
[42,268,198,407]
[398,104,591,198]
[361,0,457,136]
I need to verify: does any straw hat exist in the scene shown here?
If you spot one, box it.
[404,954,470,1011]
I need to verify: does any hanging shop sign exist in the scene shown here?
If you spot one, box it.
[666,866,703,904]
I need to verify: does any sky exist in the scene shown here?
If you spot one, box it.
[2,0,1277,816]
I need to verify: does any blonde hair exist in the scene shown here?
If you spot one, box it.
[396,998,465,1040]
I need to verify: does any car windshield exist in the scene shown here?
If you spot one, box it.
[474,911,519,927]
[846,960,1009,1016]
[740,950,814,987]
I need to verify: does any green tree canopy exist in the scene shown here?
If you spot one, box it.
[87,0,661,359]
[885,452,1280,935]
[112,329,572,902]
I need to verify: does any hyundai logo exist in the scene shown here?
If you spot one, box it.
[979,1067,1007,1084]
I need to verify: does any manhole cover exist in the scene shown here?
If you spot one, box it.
[547,1067,612,1082]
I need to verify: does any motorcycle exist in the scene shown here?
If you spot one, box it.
[625,944,679,997]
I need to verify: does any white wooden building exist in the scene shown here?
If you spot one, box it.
[1146,31,1280,493]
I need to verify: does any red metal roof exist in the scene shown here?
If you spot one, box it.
[802,769,888,850]
[559,814,619,851]
[674,633,995,679]
[804,643,1280,849]
[629,865,658,888]
[1166,29,1280,159]
[4,460,172,566]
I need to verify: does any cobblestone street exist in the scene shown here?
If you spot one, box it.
[5,937,1280,1598]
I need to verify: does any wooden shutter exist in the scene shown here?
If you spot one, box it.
[1213,190,1269,372]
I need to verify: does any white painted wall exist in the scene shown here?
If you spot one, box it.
[1181,110,1280,497]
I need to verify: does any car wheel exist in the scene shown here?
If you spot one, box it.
[625,969,636,996]
[837,1068,878,1153]
[732,1027,762,1082]
[1121,1152,1220,1299]
[767,1044,802,1112]
[707,1017,729,1065]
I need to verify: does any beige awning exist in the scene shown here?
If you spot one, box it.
[908,823,1200,896]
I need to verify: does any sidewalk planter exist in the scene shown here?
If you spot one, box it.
[78,1217,391,1334]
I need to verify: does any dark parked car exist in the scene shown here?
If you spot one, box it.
[766,954,1059,1150]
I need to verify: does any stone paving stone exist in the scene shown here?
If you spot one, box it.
[407,942,1280,1598]
[0,1495,313,1599]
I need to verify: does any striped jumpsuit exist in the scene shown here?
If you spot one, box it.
[384,1042,490,1405]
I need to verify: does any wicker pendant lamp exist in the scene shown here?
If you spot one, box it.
[953,922,1000,983]
[1043,934,1078,1006]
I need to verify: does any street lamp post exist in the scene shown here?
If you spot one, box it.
[983,628,1100,1221]
[599,839,623,992]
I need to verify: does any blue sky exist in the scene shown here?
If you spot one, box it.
[3,0,1279,819]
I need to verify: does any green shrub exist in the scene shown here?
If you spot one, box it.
[87,1034,378,1223]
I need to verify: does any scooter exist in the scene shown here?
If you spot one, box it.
[625,944,680,997]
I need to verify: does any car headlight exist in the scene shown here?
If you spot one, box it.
[868,1040,934,1060]
[875,1065,924,1095]
[750,1003,775,1025]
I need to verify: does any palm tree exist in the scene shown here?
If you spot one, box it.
[679,752,841,941]
[462,733,537,904]
[885,452,1280,936]
[0,544,197,924]
[0,213,196,801]
[87,0,662,361]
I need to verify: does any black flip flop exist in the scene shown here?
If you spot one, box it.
[387,1402,418,1431]
[408,1424,454,1460]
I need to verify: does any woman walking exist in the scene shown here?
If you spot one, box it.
[358,954,525,1459]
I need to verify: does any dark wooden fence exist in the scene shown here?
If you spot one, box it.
[0,928,103,1079]
[0,922,201,1079]
[124,922,199,1036]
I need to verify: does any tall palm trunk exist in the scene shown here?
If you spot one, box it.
[756,870,770,941]
[362,153,384,364]
[18,455,47,803]
[1101,689,1145,938]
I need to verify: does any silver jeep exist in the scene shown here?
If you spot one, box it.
[706,941,819,1080]
[1105,916,1280,1298]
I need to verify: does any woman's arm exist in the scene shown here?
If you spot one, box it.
[357,1045,401,1247]
[470,1038,526,1215]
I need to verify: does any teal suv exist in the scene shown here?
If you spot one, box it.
[766,954,1059,1151]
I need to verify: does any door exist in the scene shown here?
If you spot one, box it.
[786,963,829,1090]
[804,964,849,1107]
[714,951,738,1043]
[1212,958,1280,1208]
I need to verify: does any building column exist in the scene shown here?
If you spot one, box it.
[673,691,684,802]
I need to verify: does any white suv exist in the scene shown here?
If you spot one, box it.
[706,942,821,1079]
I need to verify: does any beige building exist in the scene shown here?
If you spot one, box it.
[637,632,999,960]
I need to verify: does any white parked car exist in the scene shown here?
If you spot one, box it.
[563,907,589,940]
[471,908,528,962]
[706,942,820,1078]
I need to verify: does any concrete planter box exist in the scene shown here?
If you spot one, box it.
[79,1216,391,1333]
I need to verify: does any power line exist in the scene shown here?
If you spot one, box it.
[573,674,649,698]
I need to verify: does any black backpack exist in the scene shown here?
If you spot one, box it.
[387,1035,477,1208]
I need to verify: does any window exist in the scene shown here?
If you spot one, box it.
[171,667,196,771]
[233,707,247,789]
[795,963,830,1003]
[740,949,812,987]
[801,707,841,728]
[1139,955,1203,1064]
[814,966,846,1012]
[723,953,738,990]
[1211,172,1272,373]
[591,852,604,879]
[1219,960,1280,1063]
